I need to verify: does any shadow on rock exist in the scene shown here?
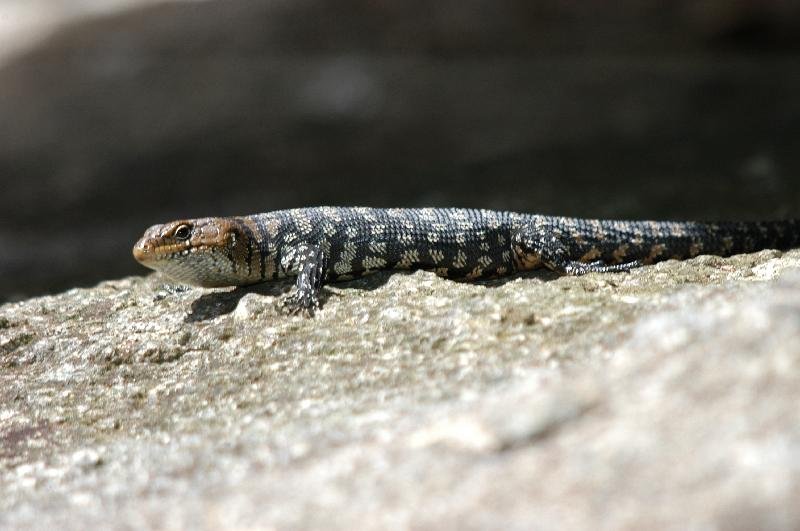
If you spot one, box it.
[185,282,290,323]
[185,269,557,322]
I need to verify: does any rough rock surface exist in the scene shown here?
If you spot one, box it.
[2,250,800,529]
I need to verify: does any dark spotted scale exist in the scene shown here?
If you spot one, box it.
[132,207,800,314]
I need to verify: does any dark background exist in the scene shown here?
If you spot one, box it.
[2,0,800,302]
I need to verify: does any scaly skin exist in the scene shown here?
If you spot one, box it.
[133,207,800,314]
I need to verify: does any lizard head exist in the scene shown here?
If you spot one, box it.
[133,217,255,287]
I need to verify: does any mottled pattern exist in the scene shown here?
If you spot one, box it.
[133,207,800,314]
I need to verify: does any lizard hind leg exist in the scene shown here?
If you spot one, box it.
[512,220,642,276]
[511,220,572,273]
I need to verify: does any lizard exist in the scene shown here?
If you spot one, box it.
[132,207,800,315]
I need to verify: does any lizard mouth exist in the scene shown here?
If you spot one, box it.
[132,239,199,267]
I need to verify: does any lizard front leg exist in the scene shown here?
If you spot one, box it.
[279,244,328,315]
[511,219,642,275]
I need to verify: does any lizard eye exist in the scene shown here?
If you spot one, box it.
[174,224,191,241]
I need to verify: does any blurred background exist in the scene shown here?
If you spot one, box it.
[1,0,800,302]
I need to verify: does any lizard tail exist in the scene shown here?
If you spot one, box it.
[578,218,800,265]
[700,219,800,256]
[629,218,800,263]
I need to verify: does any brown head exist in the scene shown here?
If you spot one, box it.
[133,217,254,287]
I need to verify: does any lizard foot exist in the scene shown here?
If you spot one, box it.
[563,260,643,275]
[278,289,320,316]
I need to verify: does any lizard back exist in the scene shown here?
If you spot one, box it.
[248,207,528,281]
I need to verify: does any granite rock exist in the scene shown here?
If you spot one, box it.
[2,250,800,529]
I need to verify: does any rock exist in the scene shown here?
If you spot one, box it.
[2,250,800,529]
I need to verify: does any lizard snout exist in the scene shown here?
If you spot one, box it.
[132,236,155,265]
